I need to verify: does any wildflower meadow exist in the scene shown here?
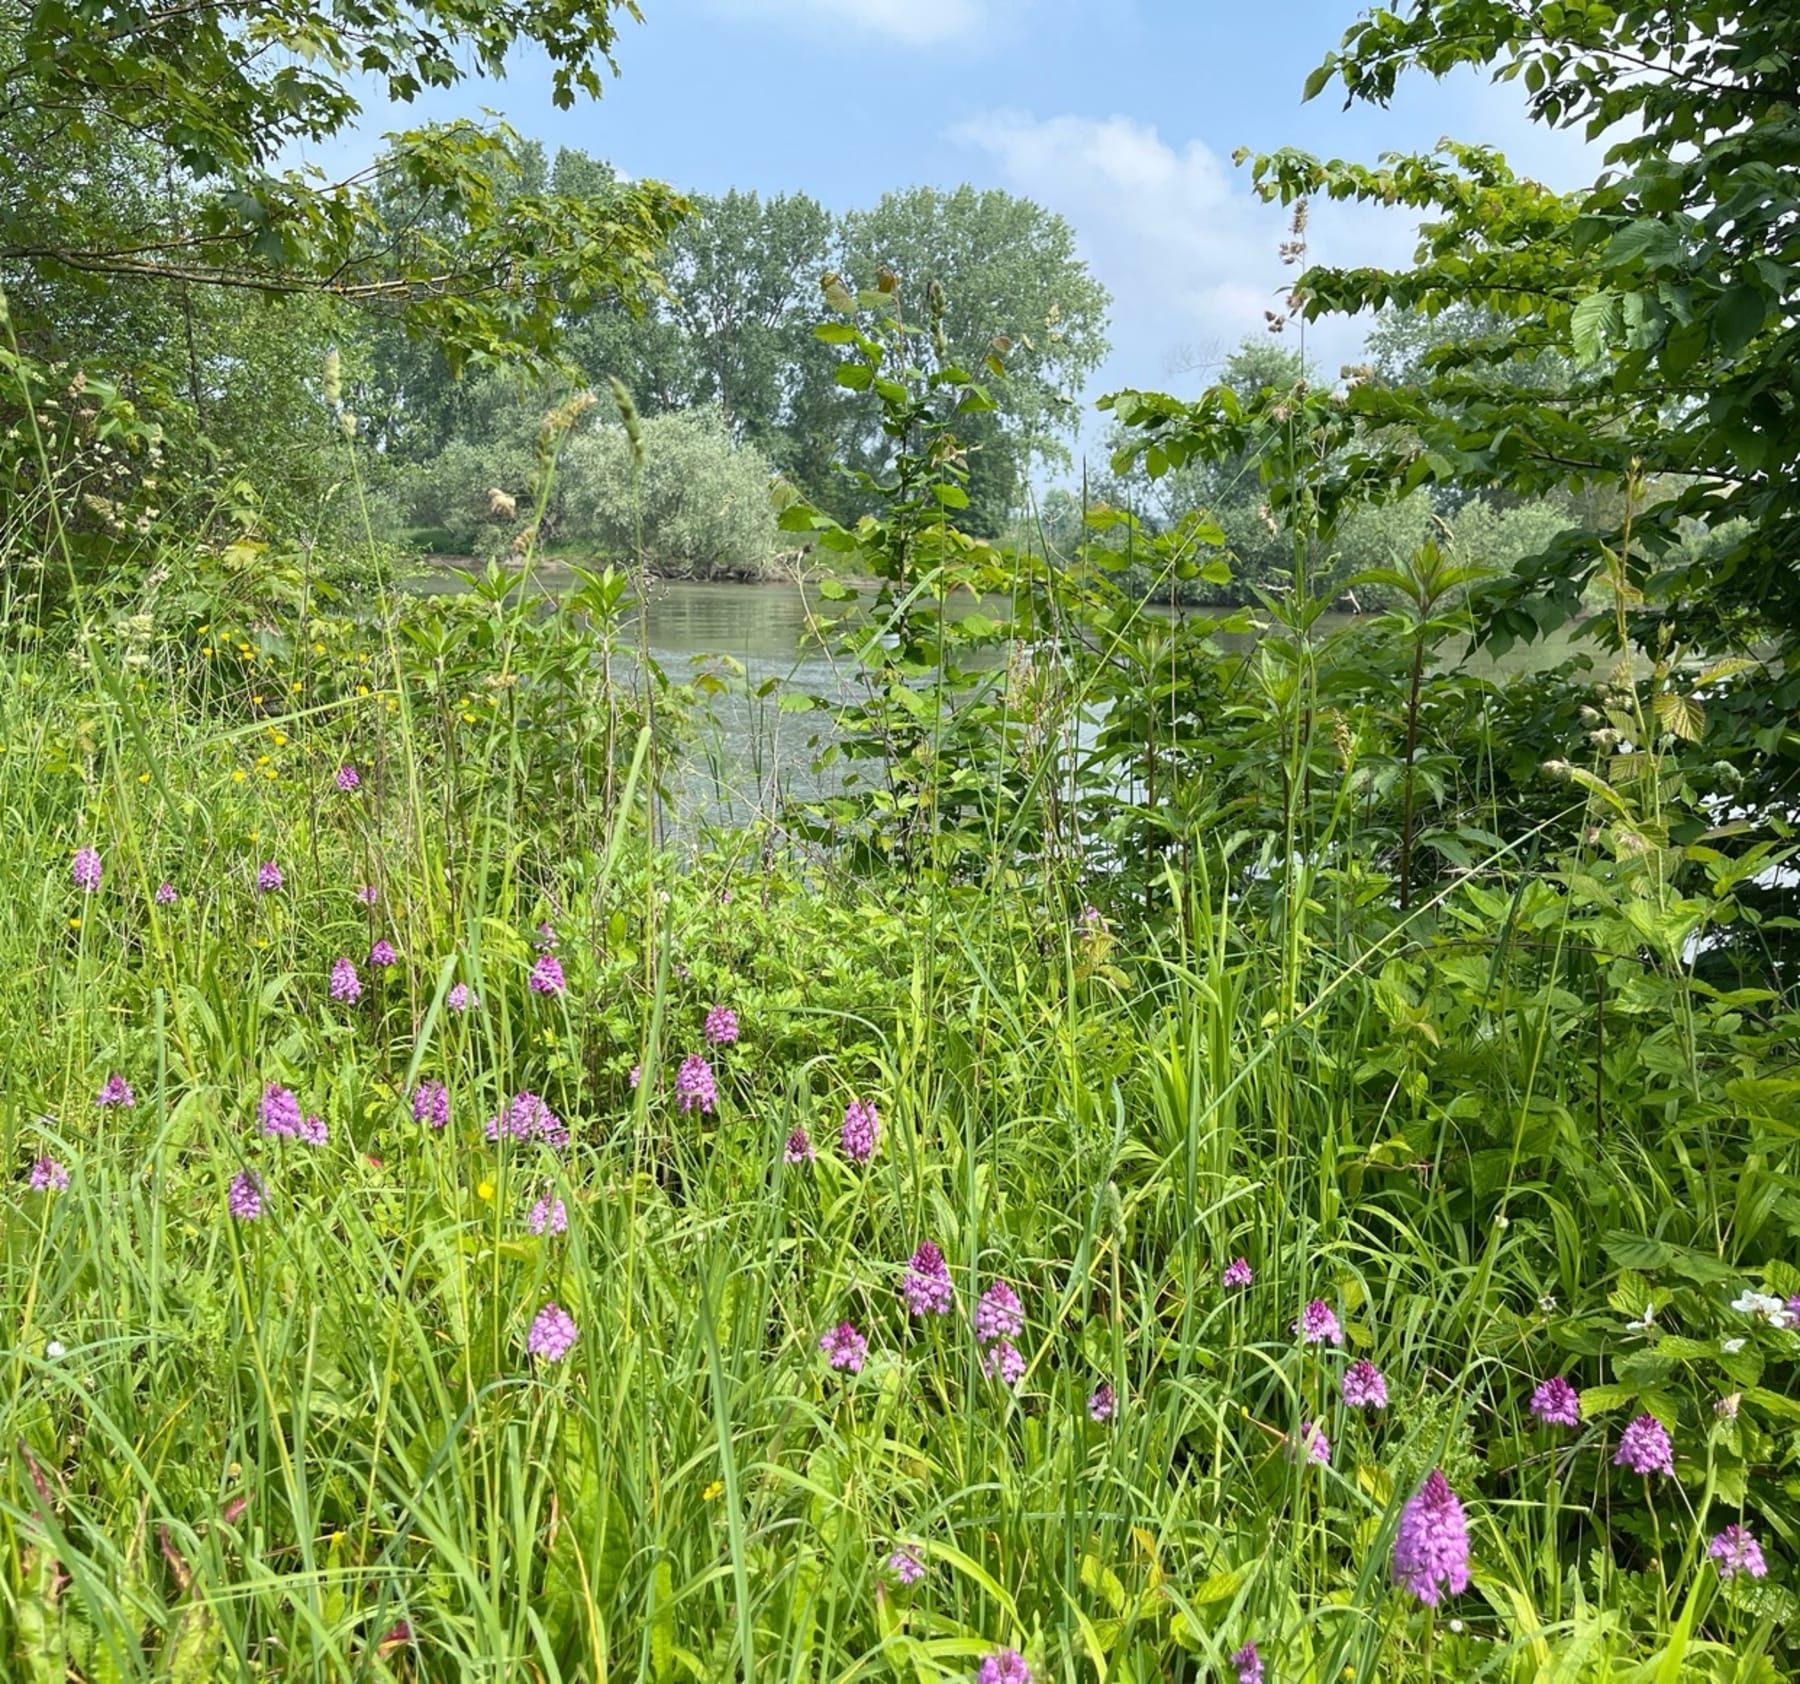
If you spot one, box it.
[5,0,1800,1678]
[2,524,1795,1680]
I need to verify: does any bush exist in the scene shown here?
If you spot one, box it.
[399,403,784,578]
[557,406,781,578]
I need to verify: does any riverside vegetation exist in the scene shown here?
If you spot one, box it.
[5,1,1800,1681]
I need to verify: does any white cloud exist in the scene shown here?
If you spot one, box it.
[711,0,1005,48]
[953,110,1416,414]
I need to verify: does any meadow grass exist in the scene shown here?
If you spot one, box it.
[0,546,1794,1684]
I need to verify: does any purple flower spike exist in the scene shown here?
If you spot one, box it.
[1292,1420,1331,1465]
[1088,1381,1117,1423]
[975,1279,1024,1344]
[298,1114,328,1146]
[1530,1376,1581,1429]
[1294,1299,1344,1346]
[529,953,565,995]
[704,1005,739,1045]
[1222,1256,1253,1289]
[357,884,379,906]
[1708,1524,1767,1580]
[72,847,102,892]
[819,1321,868,1373]
[329,957,361,1003]
[1392,1469,1471,1606]
[369,939,398,968]
[260,1084,302,1137]
[412,1081,450,1130]
[256,860,283,893]
[676,1053,717,1115]
[901,1242,953,1317]
[96,1074,135,1108]
[526,1195,568,1235]
[841,1097,879,1163]
[446,982,472,1012]
[1232,1642,1264,1684]
[335,765,360,792]
[154,881,177,905]
[1341,1359,1389,1410]
[27,1155,69,1192]
[887,1548,925,1586]
[783,1124,814,1163]
[228,1170,266,1221]
[484,1091,566,1148]
[527,1302,578,1362]
[1614,1413,1675,1477]
[982,1339,1026,1387]
[978,1649,1032,1684]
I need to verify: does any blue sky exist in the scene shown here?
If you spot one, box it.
[317,1,1603,443]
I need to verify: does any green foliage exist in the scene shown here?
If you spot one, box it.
[2,547,1798,1677]
[1,1,685,371]
[558,407,784,579]
[1254,2,1800,652]
[402,400,784,578]
[5,5,1800,1680]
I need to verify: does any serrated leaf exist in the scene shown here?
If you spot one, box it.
[1571,290,1621,363]
[1603,1232,1673,1271]
[1605,219,1683,269]
[1580,1383,1639,1417]
[1191,1564,1249,1605]
[1653,690,1704,741]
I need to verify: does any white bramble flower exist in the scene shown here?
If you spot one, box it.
[1729,1290,1795,1329]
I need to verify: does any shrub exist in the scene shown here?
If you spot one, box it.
[557,406,782,578]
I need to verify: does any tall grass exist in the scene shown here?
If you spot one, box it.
[1,422,1794,1681]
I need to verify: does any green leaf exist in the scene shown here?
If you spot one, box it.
[834,362,873,391]
[1605,219,1683,269]
[1602,1231,1674,1270]
[1712,284,1767,356]
[1570,290,1620,363]
[1744,1386,1800,1423]
[1579,1383,1638,1417]
[651,1560,676,1683]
